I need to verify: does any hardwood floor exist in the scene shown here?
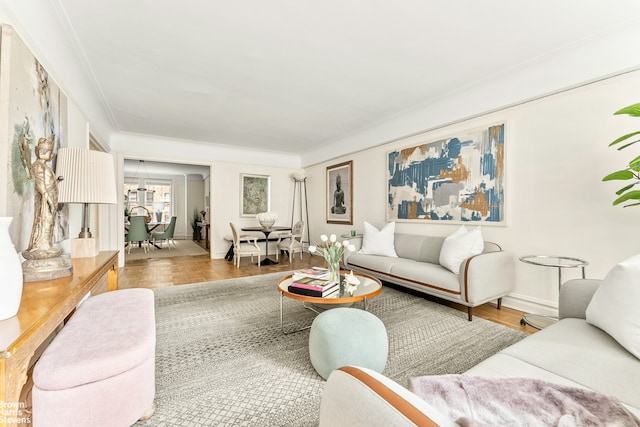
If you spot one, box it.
[105,241,537,334]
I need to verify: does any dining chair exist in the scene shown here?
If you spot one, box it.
[229,222,261,268]
[126,216,151,254]
[275,220,305,263]
[151,216,177,249]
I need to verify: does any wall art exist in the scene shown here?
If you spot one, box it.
[0,24,69,251]
[387,123,506,224]
[240,173,270,216]
[326,160,353,224]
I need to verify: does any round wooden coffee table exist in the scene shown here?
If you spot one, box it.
[277,271,382,334]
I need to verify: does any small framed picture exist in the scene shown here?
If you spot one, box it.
[240,174,270,217]
[326,161,353,224]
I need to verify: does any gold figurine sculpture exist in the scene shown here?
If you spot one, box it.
[18,119,72,281]
[20,133,61,258]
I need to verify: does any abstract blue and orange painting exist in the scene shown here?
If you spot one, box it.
[387,123,505,224]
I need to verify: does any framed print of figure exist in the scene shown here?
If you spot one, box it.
[326,161,353,224]
[241,174,270,216]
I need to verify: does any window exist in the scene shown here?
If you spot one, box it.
[125,179,172,223]
[146,181,172,222]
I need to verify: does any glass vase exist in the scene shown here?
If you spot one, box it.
[328,260,341,285]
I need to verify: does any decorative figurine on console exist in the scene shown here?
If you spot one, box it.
[19,124,72,281]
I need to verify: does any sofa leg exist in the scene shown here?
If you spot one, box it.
[467,307,472,321]
[497,297,502,310]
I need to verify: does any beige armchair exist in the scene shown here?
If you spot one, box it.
[275,220,304,263]
[229,223,261,268]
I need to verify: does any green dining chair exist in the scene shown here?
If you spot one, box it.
[151,216,177,250]
[126,216,151,253]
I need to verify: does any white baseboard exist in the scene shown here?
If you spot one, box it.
[501,292,558,317]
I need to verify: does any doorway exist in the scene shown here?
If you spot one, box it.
[122,158,211,264]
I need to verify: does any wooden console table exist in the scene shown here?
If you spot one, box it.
[0,251,119,427]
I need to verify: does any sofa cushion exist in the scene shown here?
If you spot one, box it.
[358,221,398,257]
[586,253,640,359]
[479,318,640,412]
[394,233,444,264]
[439,226,484,273]
[347,253,416,275]
[410,374,639,426]
[465,353,640,419]
[33,289,156,390]
[389,262,460,294]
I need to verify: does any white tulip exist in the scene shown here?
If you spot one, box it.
[342,240,350,247]
[308,245,317,253]
[335,242,342,249]
[320,234,328,242]
[329,234,337,242]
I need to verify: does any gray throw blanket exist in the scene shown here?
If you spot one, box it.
[410,375,640,427]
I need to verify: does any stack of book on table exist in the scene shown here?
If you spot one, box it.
[291,267,329,281]
[288,273,339,298]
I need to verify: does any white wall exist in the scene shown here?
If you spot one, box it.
[304,70,640,315]
[187,177,205,239]
[210,161,302,259]
[172,176,187,238]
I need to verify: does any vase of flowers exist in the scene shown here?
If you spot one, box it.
[308,234,356,284]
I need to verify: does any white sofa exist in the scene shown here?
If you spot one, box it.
[344,232,515,320]
[319,279,640,426]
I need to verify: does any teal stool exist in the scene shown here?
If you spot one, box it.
[309,308,388,380]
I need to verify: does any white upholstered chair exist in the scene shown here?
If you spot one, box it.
[229,223,261,268]
[275,220,304,263]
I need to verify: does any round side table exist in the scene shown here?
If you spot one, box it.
[518,255,588,329]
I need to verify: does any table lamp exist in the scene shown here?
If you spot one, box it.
[56,148,117,258]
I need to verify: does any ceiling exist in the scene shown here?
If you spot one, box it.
[123,159,210,179]
[7,1,640,156]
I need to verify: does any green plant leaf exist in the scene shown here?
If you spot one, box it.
[613,190,640,205]
[615,183,636,195]
[617,138,640,151]
[614,103,640,117]
[624,201,640,208]
[603,170,634,181]
[629,155,640,168]
[609,131,640,147]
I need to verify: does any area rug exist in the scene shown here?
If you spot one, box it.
[135,272,527,426]
[125,239,208,261]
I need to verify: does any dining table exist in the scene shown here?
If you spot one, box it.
[125,220,169,249]
[241,225,291,266]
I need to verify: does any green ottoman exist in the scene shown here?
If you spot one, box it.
[309,308,388,380]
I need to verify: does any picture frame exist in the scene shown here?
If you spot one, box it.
[386,122,506,225]
[326,161,353,224]
[0,24,69,250]
[240,173,270,217]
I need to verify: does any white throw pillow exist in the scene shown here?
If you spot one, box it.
[586,254,640,359]
[439,226,484,274]
[358,221,398,257]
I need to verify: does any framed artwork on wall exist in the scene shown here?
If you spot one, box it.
[387,122,506,225]
[326,161,353,224]
[240,173,270,216]
[0,24,69,251]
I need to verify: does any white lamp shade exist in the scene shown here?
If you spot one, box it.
[56,148,117,204]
